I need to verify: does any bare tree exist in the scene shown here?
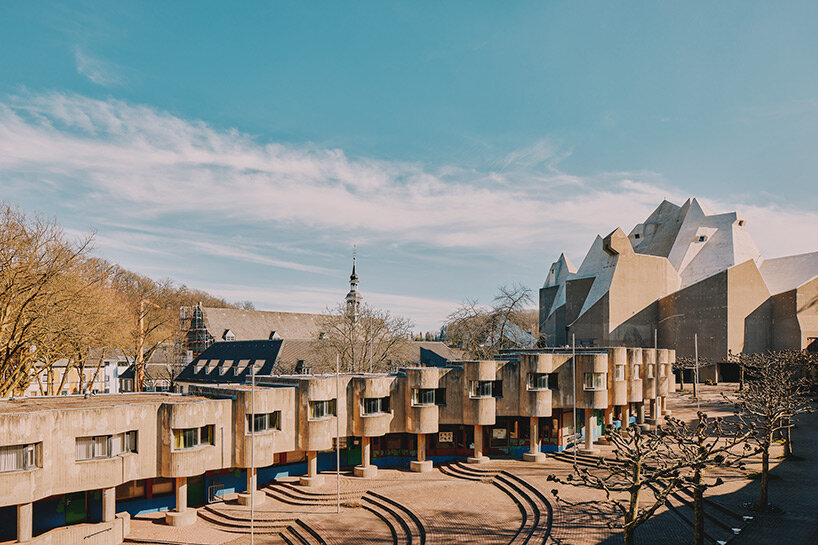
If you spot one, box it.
[727,352,812,509]
[547,426,687,545]
[662,413,754,545]
[314,303,414,373]
[445,283,534,359]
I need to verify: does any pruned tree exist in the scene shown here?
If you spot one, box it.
[673,356,707,397]
[727,352,812,509]
[546,426,687,545]
[662,412,755,545]
[314,303,414,373]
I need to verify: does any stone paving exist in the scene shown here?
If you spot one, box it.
[126,384,818,545]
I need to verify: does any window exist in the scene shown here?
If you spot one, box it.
[471,380,492,398]
[658,364,666,377]
[76,431,137,461]
[647,364,655,379]
[633,233,641,239]
[492,380,503,398]
[173,425,214,450]
[528,372,559,390]
[246,411,282,433]
[362,396,390,415]
[738,220,745,227]
[633,364,641,379]
[614,364,626,381]
[583,372,606,391]
[697,235,707,242]
[0,443,41,472]
[309,399,337,420]
[413,388,435,406]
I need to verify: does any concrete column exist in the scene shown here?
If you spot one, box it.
[165,477,195,526]
[621,404,630,429]
[176,477,187,512]
[354,436,378,478]
[637,402,646,426]
[410,433,433,472]
[467,424,488,464]
[523,417,545,462]
[17,502,32,543]
[649,399,658,423]
[605,407,614,427]
[300,450,324,487]
[102,487,116,522]
[579,409,599,454]
[238,466,266,506]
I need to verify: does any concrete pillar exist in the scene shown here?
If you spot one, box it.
[300,450,324,487]
[523,417,545,462]
[165,477,195,527]
[579,409,599,454]
[467,424,488,464]
[354,436,378,478]
[649,399,658,423]
[102,487,116,522]
[637,402,646,426]
[17,502,32,543]
[605,407,614,427]
[621,404,630,429]
[238,466,266,506]
[410,433,433,472]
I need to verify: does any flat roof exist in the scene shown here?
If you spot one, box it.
[0,392,210,415]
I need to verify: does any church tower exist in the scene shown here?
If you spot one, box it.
[345,250,362,321]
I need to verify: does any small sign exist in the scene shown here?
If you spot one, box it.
[438,431,453,443]
[492,428,507,440]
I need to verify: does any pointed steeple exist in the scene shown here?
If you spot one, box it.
[345,247,362,321]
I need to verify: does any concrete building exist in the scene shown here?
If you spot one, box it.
[0,343,674,545]
[540,198,818,362]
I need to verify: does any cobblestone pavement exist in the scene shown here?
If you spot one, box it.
[127,384,818,545]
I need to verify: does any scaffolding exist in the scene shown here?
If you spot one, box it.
[177,303,214,363]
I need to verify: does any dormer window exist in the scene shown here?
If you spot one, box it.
[223,329,236,341]
[269,331,282,341]
[696,235,707,242]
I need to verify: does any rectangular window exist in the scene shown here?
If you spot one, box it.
[632,364,641,380]
[647,364,655,379]
[246,412,281,433]
[363,396,390,415]
[471,380,493,398]
[309,399,337,420]
[75,432,134,460]
[492,380,503,398]
[528,373,558,390]
[614,364,626,381]
[0,443,41,472]
[435,388,447,406]
[173,426,213,450]
[583,372,607,391]
[412,388,435,406]
[658,364,666,377]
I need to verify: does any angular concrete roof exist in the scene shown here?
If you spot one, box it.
[760,251,818,295]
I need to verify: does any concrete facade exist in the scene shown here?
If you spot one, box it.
[540,198,818,360]
[0,346,673,544]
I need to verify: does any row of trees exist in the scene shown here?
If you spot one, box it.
[0,205,237,398]
[550,350,815,545]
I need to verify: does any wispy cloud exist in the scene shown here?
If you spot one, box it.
[74,48,123,86]
[0,91,816,276]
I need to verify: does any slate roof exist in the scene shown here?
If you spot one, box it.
[177,340,283,383]
[202,307,326,342]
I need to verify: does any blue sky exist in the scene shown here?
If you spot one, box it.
[2,2,818,331]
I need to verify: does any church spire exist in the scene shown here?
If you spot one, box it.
[345,247,362,321]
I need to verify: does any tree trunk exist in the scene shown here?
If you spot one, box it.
[693,469,704,545]
[760,440,770,508]
[623,526,635,545]
[739,363,744,391]
[783,418,793,458]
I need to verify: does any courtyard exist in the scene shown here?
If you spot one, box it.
[123,384,817,545]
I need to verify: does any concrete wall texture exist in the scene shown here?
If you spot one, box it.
[539,198,818,359]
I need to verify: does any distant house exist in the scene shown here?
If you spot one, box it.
[23,348,128,397]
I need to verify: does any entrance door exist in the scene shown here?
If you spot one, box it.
[187,475,206,508]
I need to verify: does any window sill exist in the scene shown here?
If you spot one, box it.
[583,387,607,392]
[469,395,493,399]
[361,411,391,418]
[172,444,213,453]
[410,402,436,408]
[246,429,279,436]
[0,467,40,474]
[307,416,335,422]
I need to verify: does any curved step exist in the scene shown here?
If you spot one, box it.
[367,491,426,545]
[499,471,554,543]
[360,498,405,545]
[492,477,532,545]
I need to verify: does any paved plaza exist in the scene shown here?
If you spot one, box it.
[126,384,818,545]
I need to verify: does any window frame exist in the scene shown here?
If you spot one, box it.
[362,396,391,416]
[0,442,41,473]
[412,388,435,406]
[308,399,337,420]
[614,364,626,381]
[583,372,607,391]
